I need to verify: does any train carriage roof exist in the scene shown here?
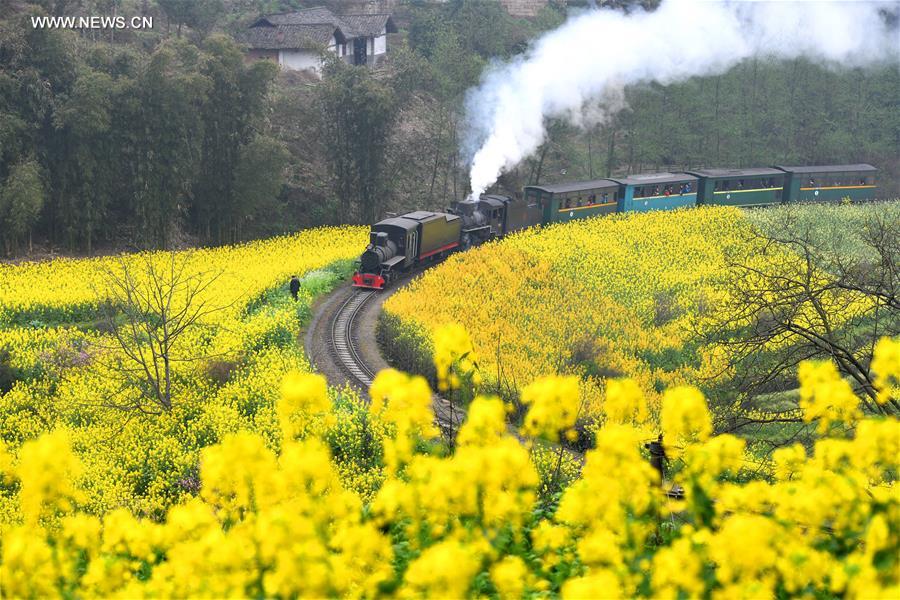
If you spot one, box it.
[525,179,619,194]
[609,172,697,186]
[685,167,785,178]
[774,164,878,174]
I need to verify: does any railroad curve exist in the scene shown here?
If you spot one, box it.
[305,282,466,436]
[330,290,377,388]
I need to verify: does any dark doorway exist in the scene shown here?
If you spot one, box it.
[353,38,367,65]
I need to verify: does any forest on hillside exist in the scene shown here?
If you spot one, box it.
[1,0,898,255]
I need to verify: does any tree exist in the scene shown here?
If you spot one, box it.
[192,35,278,244]
[125,42,208,248]
[701,207,900,417]
[0,160,44,255]
[100,254,226,414]
[232,134,290,237]
[316,59,396,223]
[52,68,116,253]
[158,0,224,37]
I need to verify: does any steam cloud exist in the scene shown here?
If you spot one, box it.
[464,0,899,199]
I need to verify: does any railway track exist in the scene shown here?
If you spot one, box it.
[322,285,466,435]
[330,290,377,388]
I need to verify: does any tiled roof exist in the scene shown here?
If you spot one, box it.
[254,7,341,27]
[240,23,343,50]
[247,7,396,47]
[339,14,397,36]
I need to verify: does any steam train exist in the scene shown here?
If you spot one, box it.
[351,163,878,290]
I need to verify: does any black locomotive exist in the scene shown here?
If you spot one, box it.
[351,195,540,289]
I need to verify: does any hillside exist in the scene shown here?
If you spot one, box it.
[382,201,900,451]
[0,218,898,596]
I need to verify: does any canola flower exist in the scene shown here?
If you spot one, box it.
[0,227,366,325]
[1,216,899,597]
[0,331,898,598]
[0,226,367,519]
[383,207,759,420]
[382,204,892,428]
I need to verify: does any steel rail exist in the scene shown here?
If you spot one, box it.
[331,290,377,388]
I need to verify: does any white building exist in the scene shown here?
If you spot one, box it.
[242,7,397,75]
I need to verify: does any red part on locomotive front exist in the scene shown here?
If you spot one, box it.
[352,272,385,290]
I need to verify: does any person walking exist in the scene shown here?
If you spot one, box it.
[289,275,300,301]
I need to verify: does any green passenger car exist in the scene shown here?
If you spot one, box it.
[776,164,878,203]
[688,168,787,207]
[524,179,621,224]
[610,173,698,213]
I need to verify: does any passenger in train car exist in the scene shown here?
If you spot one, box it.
[809,177,816,187]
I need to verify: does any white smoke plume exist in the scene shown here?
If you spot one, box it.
[464,0,899,198]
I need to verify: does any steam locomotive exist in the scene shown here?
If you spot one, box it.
[350,195,540,289]
[352,163,878,290]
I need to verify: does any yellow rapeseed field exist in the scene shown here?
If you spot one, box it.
[1,327,898,598]
[382,205,877,421]
[1,217,898,597]
[0,226,367,520]
[384,206,756,418]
